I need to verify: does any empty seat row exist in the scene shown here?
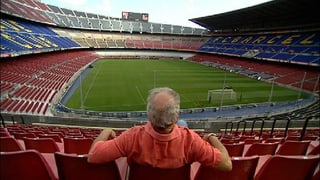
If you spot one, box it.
[1,149,319,180]
[1,123,319,180]
[0,136,93,155]
[224,140,319,157]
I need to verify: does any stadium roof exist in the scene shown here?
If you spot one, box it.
[190,0,320,32]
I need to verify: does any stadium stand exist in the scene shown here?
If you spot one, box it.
[0,0,319,179]
[0,0,208,35]
[0,122,319,180]
[1,17,80,55]
[0,50,99,115]
[188,54,319,92]
[198,31,320,66]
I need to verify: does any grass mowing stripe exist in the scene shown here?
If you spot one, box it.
[65,59,310,111]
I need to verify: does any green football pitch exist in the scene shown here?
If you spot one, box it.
[65,59,309,111]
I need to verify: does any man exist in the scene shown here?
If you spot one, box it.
[88,87,232,171]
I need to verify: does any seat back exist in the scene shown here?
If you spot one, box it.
[244,142,279,156]
[308,144,320,155]
[244,139,263,144]
[276,140,310,155]
[23,137,60,153]
[12,132,36,139]
[312,168,320,180]
[220,138,240,144]
[39,134,62,143]
[264,137,284,144]
[255,155,320,180]
[0,130,10,137]
[224,142,245,157]
[0,136,24,152]
[285,135,300,141]
[0,149,57,180]
[63,137,93,154]
[54,152,121,180]
[194,156,259,180]
[128,162,191,180]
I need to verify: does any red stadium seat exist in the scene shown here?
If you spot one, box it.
[308,144,320,155]
[312,168,320,180]
[12,132,36,139]
[23,137,60,153]
[239,135,255,141]
[0,150,57,180]
[39,134,62,143]
[276,140,310,155]
[223,142,245,157]
[220,137,240,144]
[63,137,93,154]
[303,135,318,141]
[0,136,24,152]
[194,156,259,180]
[244,138,263,144]
[0,128,10,137]
[263,137,284,144]
[285,135,300,141]
[0,131,9,137]
[54,152,121,180]
[128,162,191,180]
[244,142,279,156]
[255,155,320,180]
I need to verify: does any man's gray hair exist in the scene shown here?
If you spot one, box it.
[147,87,180,128]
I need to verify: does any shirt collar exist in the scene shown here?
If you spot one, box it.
[145,121,180,141]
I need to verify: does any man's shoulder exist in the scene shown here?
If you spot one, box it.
[124,124,147,134]
[178,127,202,139]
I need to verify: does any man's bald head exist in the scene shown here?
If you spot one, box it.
[147,87,180,130]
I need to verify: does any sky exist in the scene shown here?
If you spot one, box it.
[40,0,272,28]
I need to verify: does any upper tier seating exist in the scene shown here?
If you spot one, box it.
[0,0,207,36]
[1,17,208,55]
[1,18,80,55]
[198,31,320,66]
[1,0,53,24]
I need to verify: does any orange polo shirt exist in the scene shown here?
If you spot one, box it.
[88,122,221,168]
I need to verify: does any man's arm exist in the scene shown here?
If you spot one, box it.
[203,134,232,171]
[92,128,115,144]
[88,128,117,163]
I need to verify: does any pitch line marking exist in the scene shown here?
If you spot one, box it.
[136,86,146,104]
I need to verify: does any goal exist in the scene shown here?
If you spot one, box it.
[207,89,237,103]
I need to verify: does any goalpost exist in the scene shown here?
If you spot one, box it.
[207,89,237,103]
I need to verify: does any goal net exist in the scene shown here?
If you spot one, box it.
[207,89,237,103]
